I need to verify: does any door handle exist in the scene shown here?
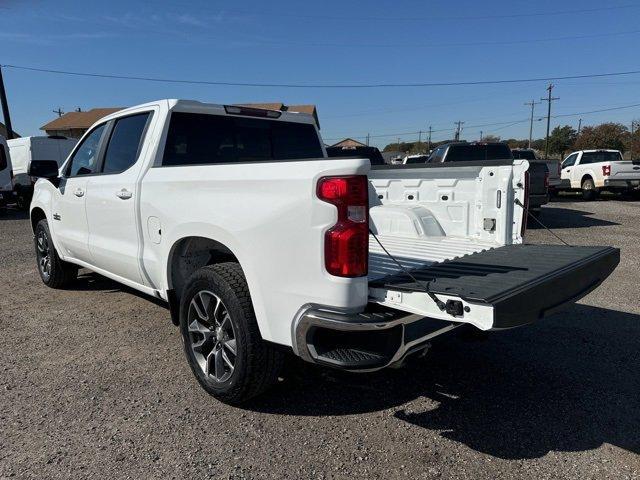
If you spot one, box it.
[74,188,85,197]
[565,169,570,172]
[116,189,133,200]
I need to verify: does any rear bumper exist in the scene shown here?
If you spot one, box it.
[293,246,620,371]
[293,307,460,371]
[603,179,640,189]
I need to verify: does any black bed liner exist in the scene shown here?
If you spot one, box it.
[369,244,620,328]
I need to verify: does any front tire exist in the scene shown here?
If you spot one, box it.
[34,219,78,288]
[179,263,283,404]
[581,178,598,201]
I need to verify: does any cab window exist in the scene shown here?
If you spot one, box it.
[562,153,578,169]
[66,124,107,177]
[102,113,150,174]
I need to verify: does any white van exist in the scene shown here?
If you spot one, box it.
[0,135,15,210]
[8,136,77,209]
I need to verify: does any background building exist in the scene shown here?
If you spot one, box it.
[40,108,122,138]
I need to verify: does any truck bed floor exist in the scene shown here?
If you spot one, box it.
[369,235,497,282]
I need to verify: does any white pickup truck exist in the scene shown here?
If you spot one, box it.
[29,100,619,404]
[559,149,640,200]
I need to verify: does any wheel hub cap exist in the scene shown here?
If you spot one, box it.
[187,290,237,383]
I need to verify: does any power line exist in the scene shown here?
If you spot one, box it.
[324,101,640,143]
[254,28,640,49]
[3,63,640,89]
[218,3,640,22]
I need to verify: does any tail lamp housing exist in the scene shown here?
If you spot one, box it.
[602,165,611,176]
[317,175,369,277]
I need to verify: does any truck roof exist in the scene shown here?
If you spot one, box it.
[574,149,621,153]
[100,99,318,127]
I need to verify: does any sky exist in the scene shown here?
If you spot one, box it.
[0,0,639,149]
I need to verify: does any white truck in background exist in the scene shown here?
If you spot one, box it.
[28,100,619,404]
[559,149,640,200]
[0,134,16,211]
[8,136,77,209]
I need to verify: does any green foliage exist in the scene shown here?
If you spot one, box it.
[481,134,501,143]
[574,122,629,153]
[548,125,577,157]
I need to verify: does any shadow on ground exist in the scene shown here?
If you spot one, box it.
[249,304,640,460]
[529,206,619,229]
[72,271,168,309]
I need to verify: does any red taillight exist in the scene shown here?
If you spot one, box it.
[317,175,369,277]
[602,165,611,176]
[521,171,530,237]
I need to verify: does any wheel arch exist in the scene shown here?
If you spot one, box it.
[166,235,242,302]
[30,206,47,234]
[581,173,594,186]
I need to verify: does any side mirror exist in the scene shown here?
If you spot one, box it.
[29,160,60,179]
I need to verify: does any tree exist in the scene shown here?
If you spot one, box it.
[574,122,628,153]
[481,134,501,143]
[548,125,577,158]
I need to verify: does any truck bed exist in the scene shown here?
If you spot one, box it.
[369,243,619,329]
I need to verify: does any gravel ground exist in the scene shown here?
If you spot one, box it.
[1,195,639,479]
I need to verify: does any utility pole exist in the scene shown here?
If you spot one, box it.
[427,126,432,151]
[397,137,401,151]
[0,65,15,139]
[631,120,638,160]
[418,130,422,145]
[366,133,370,146]
[53,107,65,117]
[454,121,464,141]
[541,84,559,159]
[479,130,483,141]
[524,99,541,149]
[577,118,582,136]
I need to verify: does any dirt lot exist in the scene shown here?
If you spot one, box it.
[1,196,639,479]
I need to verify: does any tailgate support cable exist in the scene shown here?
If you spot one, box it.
[369,228,446,311]
[514,199,571,246]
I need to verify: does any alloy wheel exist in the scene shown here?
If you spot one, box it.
[187,290,237,383]
[36,229,52,282]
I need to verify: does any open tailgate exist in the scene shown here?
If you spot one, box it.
[369,244,619,330]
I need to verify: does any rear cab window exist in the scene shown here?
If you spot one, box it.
[579,151,623,165]
[445,144,513,162]
[512,150,537,160]
[162,112,323,166]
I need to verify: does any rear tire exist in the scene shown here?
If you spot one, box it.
[34,219,78,288]
[581,178,597,201]
[179,262,283,404]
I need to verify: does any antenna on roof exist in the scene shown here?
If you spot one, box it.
[53,107,64,117]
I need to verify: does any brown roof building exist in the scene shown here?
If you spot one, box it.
[239,103,320,128]
[40,108,123,138]
[330,138,367,149]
